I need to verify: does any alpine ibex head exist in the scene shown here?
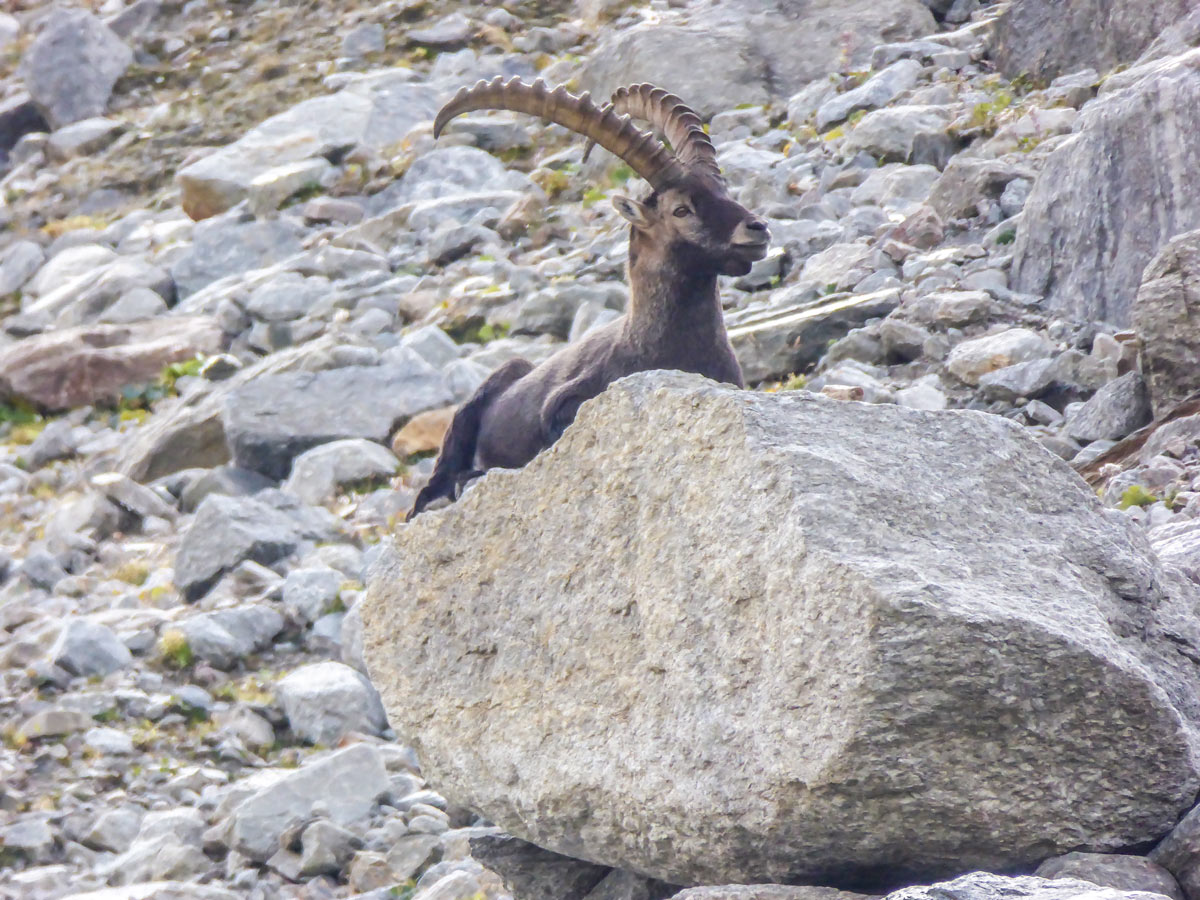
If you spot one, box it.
[434,78,770,277]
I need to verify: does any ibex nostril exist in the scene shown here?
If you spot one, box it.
[746,219,768,231]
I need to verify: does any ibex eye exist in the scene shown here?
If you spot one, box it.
[673,206,691,218]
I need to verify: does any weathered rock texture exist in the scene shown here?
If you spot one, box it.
[1012,51,1200,327]
[0,317,223,411]
[991,0,1194,81]
[579,0,936,117]
[886,874,1175,900]
[1133,229,1200,416]
[363,371,1200,887]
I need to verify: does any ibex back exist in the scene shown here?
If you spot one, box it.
[408,79,769,519]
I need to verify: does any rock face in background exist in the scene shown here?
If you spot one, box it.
[363,371,1200,887]
[1133,230,1200,416]
[18,8,133,129]
[991,0,1194,81]
[1012,51,1200,327]
[580,0,936,116]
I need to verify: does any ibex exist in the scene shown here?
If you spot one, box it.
[408,79,770,519]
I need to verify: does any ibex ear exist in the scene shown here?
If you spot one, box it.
[612,194,652,230]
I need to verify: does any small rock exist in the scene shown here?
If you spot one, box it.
[1036,851,1183,900]
[282,439,401,506]
[392,407,455,458]
[946,328,1054,386]
[408,13,473,47]
[1066,373,1153,442]
[49,618,133,677]
[343,23,386,58]
[45,117,124,161]
[282,567,345,625]
[276,660,388,744]
[18,8,133,129]
[84,726,135,755]
[15,707,93,742]
[0,240,45,295]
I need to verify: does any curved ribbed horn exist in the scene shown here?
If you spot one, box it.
[607,84,722,181]
[434,77,684,191]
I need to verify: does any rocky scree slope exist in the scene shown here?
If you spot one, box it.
[3,0,1200,899]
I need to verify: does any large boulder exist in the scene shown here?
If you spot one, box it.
[363,371,1200,887]
[579,0,936,117]
[1011,51,1200,327]
[0,317,223,412]
[991,0,1194,81]
[1133,229,1200,416]
[18,8,132,129]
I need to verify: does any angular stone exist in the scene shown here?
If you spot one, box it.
[18,8,132,129]
[174,491,343,601]
[580,0,935,117]
[0,317,221,412]
[363,371,1200,885]
[1012,51,1200,327]
[276,660,387,744]
[1066,373,1153,443]
[15,707,93,741]
[1133,230,1200,415]
[946,327,1054,386]
[730,290,901,383]
[177,78,438,219]
[223,364,451,480]
[886,874,1175,900]
[45,117,124,161]
[226,744,391,861]
[670,888,872,900]
[169,216,304,298]
[49,618,133,677]
[1036,852,1183,900]
[929,157,1033,221]
[843,105,956,168]
[991,0,1192,81]
[817,59,923,129]
[468,833,611,900]
[174,605,285,668]
[0,240,45,295]
[282,439,400,506]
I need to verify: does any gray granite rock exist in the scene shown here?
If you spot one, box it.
[282,438,400,506]
[1036,852,1183,900]
[1066,373,1153,443]
[223,743,391,861]
[276,660,388,744]
[282,567,344,624]
[991,0,1192,81]
[18,8,132,128]
[174,491,344,601]
[580,0,935,117]
[174,604,285,668]
[946,328,1054,386]
[886,874,1175,900]
[0,239,45,295]
[1133,230,1200,415]
[363,370,1200,885]
[730,290,901,383]
[49,618,133,677]
[1012,51,1200,327]
[169,216,305,299]
[223,363,451,480]
[843,105,956,168]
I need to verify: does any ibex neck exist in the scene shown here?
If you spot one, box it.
[625,252,725,350]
